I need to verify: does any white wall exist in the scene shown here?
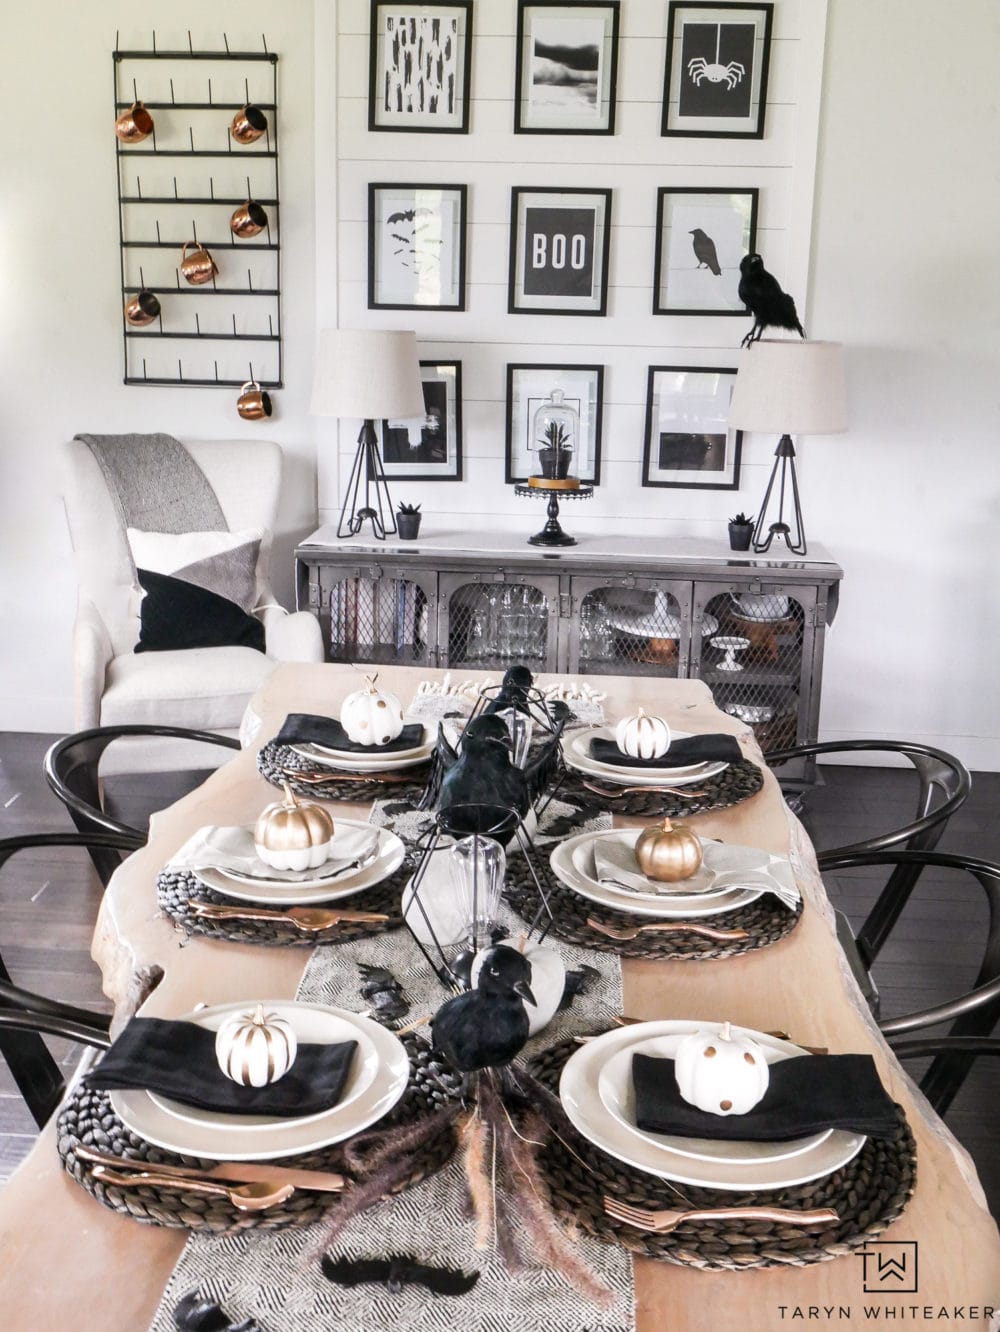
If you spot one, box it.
[2,0,998,771]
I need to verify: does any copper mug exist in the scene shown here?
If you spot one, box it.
[237,380,272,420]
[230,199,268,239]
[123,289,161,326]
[231,104,267,144]
[180,240,218,286]
[115,100,154,143]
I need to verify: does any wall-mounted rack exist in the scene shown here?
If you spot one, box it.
[114,33,281,389]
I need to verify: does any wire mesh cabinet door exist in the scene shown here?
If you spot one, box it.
[690,580,823,756]
[566,575,695,678]
[438,571,562,672]
[309,563,439,667]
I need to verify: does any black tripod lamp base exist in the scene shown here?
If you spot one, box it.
[752,435,807,556]
[337,419,397,541]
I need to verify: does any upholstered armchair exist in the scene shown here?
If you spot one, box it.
[61,437,324,772]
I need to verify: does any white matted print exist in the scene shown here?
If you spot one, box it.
[380,361,463,481]
[515,2,620,133]
[642,366,742,490]
[505,363,604,484]
[369,3,473,132]
[368,184,467,310]
[654,188,757,314]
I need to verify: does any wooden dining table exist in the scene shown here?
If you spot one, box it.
[1,662,998,1331]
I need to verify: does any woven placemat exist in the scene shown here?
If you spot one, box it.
[257,739,430,804]
[557,756,764,819]
[57,1035,461,1232]
[528,1039,916,1270]
[156,863,410,946]
[503,854,802,959]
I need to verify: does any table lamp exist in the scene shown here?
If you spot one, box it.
[727,339,847,555]
[311,328,426,539]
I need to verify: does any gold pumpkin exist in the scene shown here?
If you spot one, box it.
[254,783,334,871]
[635,817,703,882]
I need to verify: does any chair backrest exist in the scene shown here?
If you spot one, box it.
[0,833,128,1127]
[768,740,971,965]
[61,437,283,655]
[825,849,1000,1116]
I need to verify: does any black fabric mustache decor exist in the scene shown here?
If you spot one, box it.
[321,1254,480,1297]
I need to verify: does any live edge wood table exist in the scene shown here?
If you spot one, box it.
[1,665,997,1332]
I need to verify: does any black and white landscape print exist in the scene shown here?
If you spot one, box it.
[527,16,605,119]
[371,5,470,130]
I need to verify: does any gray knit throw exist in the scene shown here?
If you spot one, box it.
[76,432,228,534]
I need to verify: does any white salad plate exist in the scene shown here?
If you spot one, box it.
[569,834,782,907]
[560,1020,865,1191]
[148,1012,380,1133]
[194,822,406,905]
[112,1001,409,1161]
[564,732,728,789]
[551,830,762,918]
[567,728,713,780]
[290,741,433,772]
[597,1036,832,1165]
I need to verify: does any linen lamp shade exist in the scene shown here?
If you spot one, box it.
[728,339,847,435]
[310,329,426,421]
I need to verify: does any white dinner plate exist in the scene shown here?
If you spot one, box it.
[568,729,712,780]
[560,1021,865,1191]
[569,833,777,907]
[290,736,433,771]
[605,609,720,640]
[597,1036,832,1165]
[148,1011,380,1132]
[309,727,429,762]
[551,831,762,918]
[111,1001,410,1161]
[194,823,406,905]
[564,740,729,789]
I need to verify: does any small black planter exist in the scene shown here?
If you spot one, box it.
[397,513,422,540]
[728,522,754,551]
[538,446,572,480]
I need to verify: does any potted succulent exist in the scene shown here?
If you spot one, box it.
[537,420,574,481]
[728,511,754,551]
[396,501,422,540]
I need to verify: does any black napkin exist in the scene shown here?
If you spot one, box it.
[632,1052,900,1141]
[84,1017,358,1117]
[276,712,424,755]
[590,732,743,769]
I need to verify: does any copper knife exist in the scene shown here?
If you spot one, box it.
[74,1144,346,1193]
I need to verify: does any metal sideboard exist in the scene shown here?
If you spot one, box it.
[294,528,843,756]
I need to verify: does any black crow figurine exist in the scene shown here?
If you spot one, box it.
[438,724,530,831]
[431,944,535,1074]
[690,228,721,275]
[738,253,805,346]
[483,665,535,715]
[321,1254,480,1297]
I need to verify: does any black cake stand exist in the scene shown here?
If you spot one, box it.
[514,482,594,547]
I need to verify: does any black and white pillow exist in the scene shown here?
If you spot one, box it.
[127,527,263,612]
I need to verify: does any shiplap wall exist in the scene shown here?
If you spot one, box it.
[317,0,829,535]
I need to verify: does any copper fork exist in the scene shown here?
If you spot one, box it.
[187,901,389,932]
[587,916,748,943]
[602,1195,838,1233]
[279,767,412,784]
[92,1166,294,1213]
[581,780,708,799]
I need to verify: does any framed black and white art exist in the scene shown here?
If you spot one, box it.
[505,363,603,485]
[514,1,620,135]
[368,2,473,133]
[642,366,742,490]
[508,187,612,315]
[379,360,463,481]
[653,187,758,315]
[661,3,773,139]
[368,183,467,310]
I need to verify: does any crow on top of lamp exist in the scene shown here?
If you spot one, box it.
[738,253,805,347]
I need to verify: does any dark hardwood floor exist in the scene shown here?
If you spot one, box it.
[1,733,998,1217]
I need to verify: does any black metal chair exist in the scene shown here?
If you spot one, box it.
[816,848,1000,1116]
[768,740,972,1012]
[44,724,240,885]
[0,832,134,1127]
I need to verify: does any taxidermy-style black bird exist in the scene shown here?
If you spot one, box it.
[321,1253,480,1297]
[483,664,535,715]
[738,253,806,347]
[173,1291,263,1332]
[690,228,721,275]
[431,944,536,1074]
[357,962,410,1024]
[438,725,530,831]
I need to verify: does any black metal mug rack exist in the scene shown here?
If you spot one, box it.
[114,32,282,389]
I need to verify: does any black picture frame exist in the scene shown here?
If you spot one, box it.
[368,182,468,311]
[508,186,612,316]
[505,362,604,485]
[379,360,464,481]
[514,1,621,135]
[368,2,474,134]
[661,2,773,139]
[642,365,742,490]
[653,187,758,315]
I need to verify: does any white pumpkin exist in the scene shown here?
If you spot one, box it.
[215,1003,298,1087]
[470,940,566,1036]
[340,675,405,746]
[254,784,334,871]
[674,1022,770,1116]
[615,709,671,760]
